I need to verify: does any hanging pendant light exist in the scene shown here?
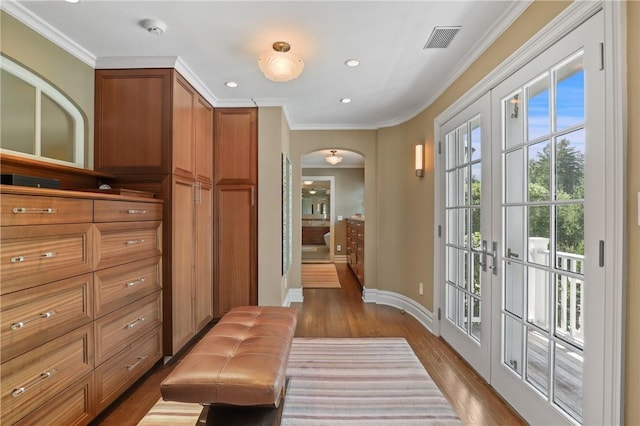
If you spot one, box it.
[258,41,304,82]
[325,150,343,166]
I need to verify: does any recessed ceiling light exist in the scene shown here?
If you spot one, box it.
[340,98,352,104]
[345,59,360,67]
[225,81,238,88]
[65,0,80,3]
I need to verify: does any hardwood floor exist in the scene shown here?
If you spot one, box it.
[91,263,525,425]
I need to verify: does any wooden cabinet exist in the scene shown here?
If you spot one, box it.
[95,68,214,356]
[213,108,258,317]
[346,218,365,286]
[0,186,163,425]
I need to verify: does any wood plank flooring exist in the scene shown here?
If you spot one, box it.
[91,263,525,425]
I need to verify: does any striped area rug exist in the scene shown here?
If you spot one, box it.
[138,338,461,425]
[282,338,462,425]
[301,263,341,288]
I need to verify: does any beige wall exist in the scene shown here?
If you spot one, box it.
[290,130,377,290]
[257,107,291,306]
[626,2,639,423]
[0,11,95,167]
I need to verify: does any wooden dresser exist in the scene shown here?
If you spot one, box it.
[346,218,365,287]
[0,185,162,425]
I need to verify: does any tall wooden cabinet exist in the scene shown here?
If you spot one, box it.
[95,68,213,356]
[213,108,258,317]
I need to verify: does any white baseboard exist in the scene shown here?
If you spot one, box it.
[333,255,347,263]
[362,288,433,333]
[283,288,303,306]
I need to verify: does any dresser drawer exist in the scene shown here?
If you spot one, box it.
[95,326,162,412]
[93,200,162,223]
[1,274,93,363]
[0,224,94,295]
[0,324,94,425]
[14,373,95,426]
[94,291,162,365]
[1,194,93,226]
[94,256,162,318]
[94,221,162,271]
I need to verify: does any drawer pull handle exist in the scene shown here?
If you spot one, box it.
[11,310,57,330]
[125,278,146,288]
[10,252,56,263]
[125,355,148,371]
[127,209,147,215]
[12,368,58,398]
[125,316,145,329]
[125,239,145,246]
[12,207,58,214]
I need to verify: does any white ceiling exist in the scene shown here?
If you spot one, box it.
[8,0,528,130]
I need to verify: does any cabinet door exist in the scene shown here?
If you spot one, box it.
[195,183,213,331]
[214,108,257,185]
[94,69,172,174]
[214,185,257,317]
[171,177,196,352]
[172,75,196,178]
[195,96,213,184]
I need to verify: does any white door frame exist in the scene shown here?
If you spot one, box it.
[433,2,626,424]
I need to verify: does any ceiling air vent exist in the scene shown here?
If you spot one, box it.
[423,26,461,49]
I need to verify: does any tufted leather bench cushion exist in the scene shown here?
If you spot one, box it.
[160,306,298,407]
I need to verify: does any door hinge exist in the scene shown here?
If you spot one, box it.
[437,308,441,321]
[438,141,442,155]
[438,225,442,237]
[599,42,604,71]
[599,240,605,267]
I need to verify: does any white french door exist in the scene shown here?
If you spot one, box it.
[439,10,606,425]
[439,93,492,380]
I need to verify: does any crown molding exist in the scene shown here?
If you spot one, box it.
[95,56,178,69]
[1,0,96,67]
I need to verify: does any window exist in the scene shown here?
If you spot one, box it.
[1,56,84,167]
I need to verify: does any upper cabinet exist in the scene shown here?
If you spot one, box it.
[214,108,257,185]
[95,68,213,182]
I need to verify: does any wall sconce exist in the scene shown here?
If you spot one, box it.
[415,144,424,177]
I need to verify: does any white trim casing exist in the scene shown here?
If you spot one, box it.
[283,288,303,306]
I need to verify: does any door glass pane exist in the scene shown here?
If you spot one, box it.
[528,266,550,330]
[555,129,585,200]
[528,206,550,267]
[471,162,481,206]
[447,247,459,286]
[457,123,468,166]
[447,284,457,321]
[554,341,583,421]
[555,204,584,273]
[555,274,583,344]
[470,115,482,161]
[527,73,550,141]
[528,140,550,201]
[471,296,481,341]
[1,69,36,155]
[505,90,523,149]
[555,54,584,132]
[505,149,524,203]
[41,93,74,162]
[504,315,523,376]
[472,252,482,296]
[470,208,481,250]
[526,328,550,395]
[459,250,469,290]
[446,132,457,170]
[505,261,524,318]
[447,209,464,246]
[446,171,459,207]
[458,292,469,330]
[461,166,470,206]
[505,206,524,262]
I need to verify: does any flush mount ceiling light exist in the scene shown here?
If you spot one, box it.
[325,150,343,166]
[345,59,360,67]
[141,18,167,35]
[303,180,314,185]
[258,41,304,82]
[308,189,317,195]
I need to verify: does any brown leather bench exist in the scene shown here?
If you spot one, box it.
[160,306,298,408]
